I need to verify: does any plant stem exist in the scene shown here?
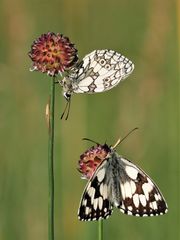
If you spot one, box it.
[98,221,103,240]
[48,76,55,240]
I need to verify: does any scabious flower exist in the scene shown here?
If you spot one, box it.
[28,32,78,76]
[78,144,110,180]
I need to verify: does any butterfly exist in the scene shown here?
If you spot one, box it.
[59,49,134,119]
[78,131,168,221]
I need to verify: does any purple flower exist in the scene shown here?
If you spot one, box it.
[78,144,110,180]
[28,32,78,76]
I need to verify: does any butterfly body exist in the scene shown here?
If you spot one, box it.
[59,49,134,101]
[78,145,168,221]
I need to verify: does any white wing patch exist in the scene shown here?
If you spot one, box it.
[96,168,105,182]
[125,166,138,180]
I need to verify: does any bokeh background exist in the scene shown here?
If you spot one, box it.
[0,0,179,239]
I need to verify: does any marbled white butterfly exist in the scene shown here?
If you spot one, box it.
[78,132,168,221]
[59,49,134,119]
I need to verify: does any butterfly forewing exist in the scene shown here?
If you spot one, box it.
[78,159,113,221]
[78,148,168,221]
[69,49,134,94]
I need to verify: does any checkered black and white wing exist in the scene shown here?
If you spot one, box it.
[118,156,168,217]
[78,150,168,221]
[70,49,134,94]
[78,158,113,221]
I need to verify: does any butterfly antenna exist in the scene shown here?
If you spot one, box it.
[112,127,138,149]
[61,100,69,120]
[65,97,71,120]
[82,138,100,145]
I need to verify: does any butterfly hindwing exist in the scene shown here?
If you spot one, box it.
[70,49,134,94]
[117,157,168,217]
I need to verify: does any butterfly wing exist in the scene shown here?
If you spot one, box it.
[78,158,113,221]
[78,150,168,221]
[117,156,168,217]
[70,49,134,94]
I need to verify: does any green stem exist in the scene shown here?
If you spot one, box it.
[98,221,103,240]
[48,76,55,240]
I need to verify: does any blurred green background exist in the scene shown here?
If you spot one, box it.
[0,0,179,239]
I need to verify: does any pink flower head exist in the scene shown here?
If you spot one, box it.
[28,32,78,76]
[78,144,110,180]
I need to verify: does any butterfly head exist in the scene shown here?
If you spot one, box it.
[78,128,139,179]
[63,91,71,102]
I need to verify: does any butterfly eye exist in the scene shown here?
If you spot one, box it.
[63,92,71,101]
